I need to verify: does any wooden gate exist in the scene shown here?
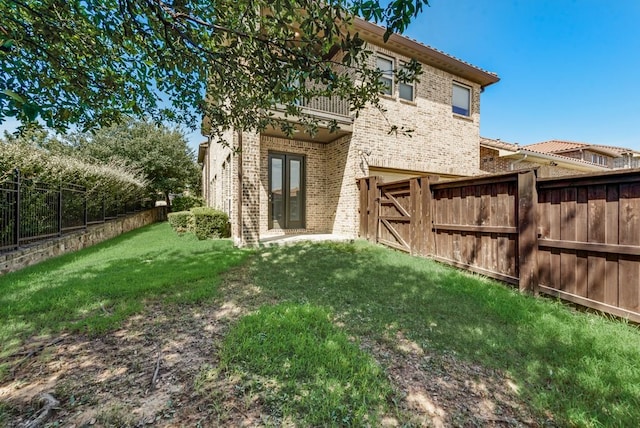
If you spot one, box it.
[377,180,412,252]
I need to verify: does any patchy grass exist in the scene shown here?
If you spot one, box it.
[0,222,249,365]
[219,303,392,426]
[251,241,640,427]
[3,229,640,427]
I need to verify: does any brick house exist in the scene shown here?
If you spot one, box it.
[199,18,499,246]
[523,140,640,169]
[480,138,639,177]
[480,137,608,177]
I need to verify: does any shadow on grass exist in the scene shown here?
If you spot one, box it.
[0,223,249,347]
[251,241,640,427]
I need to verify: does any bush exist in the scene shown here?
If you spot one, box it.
[171,194,204,212]
[167,211,191,233]
[190,207,230,240]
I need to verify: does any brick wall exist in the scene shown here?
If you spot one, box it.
[202,43,488,244]
[480,146,513,173]
[357,45,482,178]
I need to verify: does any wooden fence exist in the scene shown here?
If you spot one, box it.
[358,169,640,322]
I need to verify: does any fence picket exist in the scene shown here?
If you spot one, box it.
[360,168,640,322]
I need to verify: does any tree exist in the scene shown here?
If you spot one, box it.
[1,1,427,136]
[71,120,200,204]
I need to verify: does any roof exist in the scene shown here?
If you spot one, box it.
[480,137,519,151]
[481,137,608,171]
[523,140,639,158]
[353,18,500,88]
[523,140,589,154]
[197,141,208,164]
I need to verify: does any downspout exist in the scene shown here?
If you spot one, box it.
[236,131,243,246]
[510,153,528,170]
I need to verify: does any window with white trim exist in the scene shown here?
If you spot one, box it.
[398,62,414,101]
[590,154,607,166]
[452,83,471,116]
[376,56,394,96]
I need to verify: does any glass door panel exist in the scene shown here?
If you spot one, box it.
[269,153,305,229]
[270,155,284,228]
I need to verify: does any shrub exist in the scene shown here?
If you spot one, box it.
[190,207,229,240]
[167,211,191,234]
[171,195,204,212]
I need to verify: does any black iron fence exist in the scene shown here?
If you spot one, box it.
[1,169,154,252]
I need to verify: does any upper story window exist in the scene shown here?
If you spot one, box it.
[452,82,471,116]
[376,56,394,96]
[590,154,607,166]
[398,61,414,101]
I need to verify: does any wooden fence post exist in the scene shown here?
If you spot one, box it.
[423,176,436,257]
[518,170,538,293]
[358,178,368,239]
[368,176,379,242]
[410,178,421,256]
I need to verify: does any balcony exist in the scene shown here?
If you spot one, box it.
[265,93,354,143]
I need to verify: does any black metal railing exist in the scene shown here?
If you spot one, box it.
[1,169,154,252]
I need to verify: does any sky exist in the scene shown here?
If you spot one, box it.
[405,0,640,149]
[2,1,639,152]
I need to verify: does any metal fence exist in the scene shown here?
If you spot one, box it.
[1,169,153,252]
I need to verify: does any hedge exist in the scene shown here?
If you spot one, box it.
[171,195,204,212]
[167,211,191,233]
[190,207,230,240]
[167,207,230,240]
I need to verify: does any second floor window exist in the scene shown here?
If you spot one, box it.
[398,62,414,101]
[376,56,394,96]
[452,83,471,116]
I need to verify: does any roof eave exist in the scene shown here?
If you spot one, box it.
[501,150,609,172]
[353,18,500,88]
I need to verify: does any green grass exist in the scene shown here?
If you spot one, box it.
[0,222,248,358]
[251,241,640,427]
[220,303,391,426]
[3,227,640,427]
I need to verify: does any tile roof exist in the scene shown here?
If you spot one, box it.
[523,140,589,154]
[479,137,518,151]
[353,18,499,87]
[481,137,608,169]
[523,140,639,157]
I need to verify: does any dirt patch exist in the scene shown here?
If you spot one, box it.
[1,264,544,427]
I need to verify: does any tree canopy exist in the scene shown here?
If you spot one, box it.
[71,120,200,201]
[1,0,427,136]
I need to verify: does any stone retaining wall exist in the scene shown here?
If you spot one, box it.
[0,207,167,275]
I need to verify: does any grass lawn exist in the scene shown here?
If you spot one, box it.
[0,222,248,359]
[2,225,640,426]
[250,242,640,427]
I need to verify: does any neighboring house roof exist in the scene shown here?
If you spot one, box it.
[354,18,500,88]
[480,137,608,172]
[480,137,519,152]
[523,140,639,158]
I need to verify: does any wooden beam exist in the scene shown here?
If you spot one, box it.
[539,238,640,257]
[432,256,519,286]
[433,224,517,234]
[538,285,640,324]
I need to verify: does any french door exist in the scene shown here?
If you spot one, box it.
[269,153,305,229]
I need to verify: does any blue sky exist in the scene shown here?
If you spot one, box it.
[3,1,639,152]
[406,0,640,149]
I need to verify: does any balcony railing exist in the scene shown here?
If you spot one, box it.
[299,94,351,120]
